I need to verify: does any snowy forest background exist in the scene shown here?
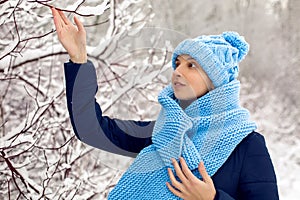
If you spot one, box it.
[0,0,299,199]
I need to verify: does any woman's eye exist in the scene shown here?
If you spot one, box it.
[189,63,196,68]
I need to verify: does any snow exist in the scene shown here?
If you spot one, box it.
[77,4,109,16]
[1,0,299,199]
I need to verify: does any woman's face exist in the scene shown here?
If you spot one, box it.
[172,54,213,100]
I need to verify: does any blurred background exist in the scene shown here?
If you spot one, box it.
[0,0,299,199]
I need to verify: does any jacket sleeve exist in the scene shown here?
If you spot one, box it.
[214,190,235,200]
[64,60,154,157]
[237,133,279,199]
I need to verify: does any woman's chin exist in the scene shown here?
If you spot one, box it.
[174,93,197,101]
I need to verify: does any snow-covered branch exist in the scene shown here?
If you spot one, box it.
[0,0,157,199]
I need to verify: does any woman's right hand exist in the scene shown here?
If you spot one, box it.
[51,7,87,63]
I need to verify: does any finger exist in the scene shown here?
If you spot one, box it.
[171,158,188,184]
[166,182,184,199]
[180,157,197,181]
[167,168,185,192]
[198,161,213,184]
[74,16,85,32]
[58,9,71,25]
[51,7,63,30]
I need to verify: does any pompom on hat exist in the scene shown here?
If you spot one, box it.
[172,31,249,88]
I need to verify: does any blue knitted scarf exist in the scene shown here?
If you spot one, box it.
[108,80,257,200]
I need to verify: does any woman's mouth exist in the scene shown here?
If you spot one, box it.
[173,81,186,88]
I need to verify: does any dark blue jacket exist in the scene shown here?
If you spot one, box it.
[64,60,279,200]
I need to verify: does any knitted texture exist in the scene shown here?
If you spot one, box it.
[108,80,257,200]
[172,31,249,88]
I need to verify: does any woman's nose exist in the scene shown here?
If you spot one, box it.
[173,67,182,77]
[174,64,185,76]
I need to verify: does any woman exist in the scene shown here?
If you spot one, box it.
[51,8,279,200]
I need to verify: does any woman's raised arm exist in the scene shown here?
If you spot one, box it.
[51,8,154,157]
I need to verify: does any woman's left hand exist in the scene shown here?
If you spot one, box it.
[166,157,216,200]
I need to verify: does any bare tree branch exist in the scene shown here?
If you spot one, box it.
[0,0,156,198]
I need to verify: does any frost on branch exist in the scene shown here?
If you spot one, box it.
[0,0,157,199]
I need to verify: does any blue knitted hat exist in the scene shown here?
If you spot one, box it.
[172,31,249,88]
